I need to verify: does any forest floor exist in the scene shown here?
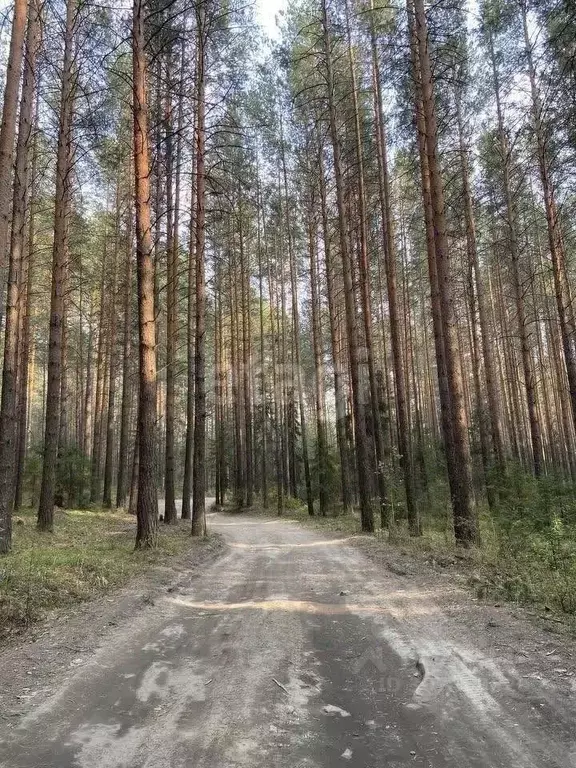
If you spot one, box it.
[0,503,224,644]
[0,504,574,767]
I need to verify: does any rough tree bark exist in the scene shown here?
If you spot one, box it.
[0,0,39,552]
[37,0,75,531]
[413,0,478,545]
[133,0,158,547]
[0,0,28,330]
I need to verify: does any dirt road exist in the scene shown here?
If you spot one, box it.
[1,509,574,767]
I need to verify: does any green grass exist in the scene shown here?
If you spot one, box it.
[0,507,204,642]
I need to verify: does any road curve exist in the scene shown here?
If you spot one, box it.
[0,510,574,767]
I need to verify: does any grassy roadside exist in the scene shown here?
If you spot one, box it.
[241,498,576,629]
[0,507,212,643]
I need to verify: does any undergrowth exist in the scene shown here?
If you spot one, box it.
[0,508,201,642]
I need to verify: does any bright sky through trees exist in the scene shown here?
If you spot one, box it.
[255,0,286,37]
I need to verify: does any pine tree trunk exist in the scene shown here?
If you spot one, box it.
[307,202,328,516]
[257,183,268,508]
[267,238,284,516]
[280,129,313,517]
[182,56,198,521]
[128,429,139,516]
[90,232,108,502]
[82,293,94,458]
[230,245,244,505]
[455,97,505,474]
[14,111,38,512]
[57,290,70,507]
[103,195,120,509]
[345,0,387,525]
[37,0,75,531]
[408,0,457,499]
[489,30,543,477]
[116,202,133,508]
[0,0,28,330]
[214,266,223,505]
[191,3,207,537]
[370,8,418,532]
[321,0,374,532]
[413,0,478,545]
[239,196,253,507]
[0,0,39,551]
[133,0,158,547]
[163,64,178,524]
[318,145,352,514]
[522,7,576,447]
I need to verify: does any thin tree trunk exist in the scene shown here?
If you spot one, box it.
[90,229,108,503]
[239,194,253,507]
[57,294,70,506]
[15,94,39,511]
[128,428,139,516]
[318,143,352,514]
[230,250,243,505]
[456,96,505,473]
[345,0,387,524]
[103,195,120,509]
[191,2,207,537]
[214,265,222,505]
[82,293,94,457]
[116,200,133,507]
[267,233,284,516]
[182,51,198,521]
[489,30,543,477]
[308,201,328,516]
[321,0,374,532]
[370,6,418,532]
[522,6,576,446]
[163,60,178,524]
[257,181,268,508]
[280,126,313,516]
